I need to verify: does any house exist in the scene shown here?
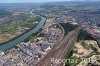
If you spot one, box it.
[41,45,51,52]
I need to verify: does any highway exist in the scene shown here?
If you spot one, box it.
[30,27,80,66]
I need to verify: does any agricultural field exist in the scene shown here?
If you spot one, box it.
[0,9,40,44]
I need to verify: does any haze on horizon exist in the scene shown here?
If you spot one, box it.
[0,0,99,3]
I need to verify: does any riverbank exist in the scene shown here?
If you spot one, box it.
[0,13,46,51]
[0,21,38,45]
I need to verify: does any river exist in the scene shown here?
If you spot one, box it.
[0,12,46,51]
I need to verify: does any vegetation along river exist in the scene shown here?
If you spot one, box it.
[0,12,46,51]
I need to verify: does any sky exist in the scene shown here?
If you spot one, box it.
[0,0,99,3]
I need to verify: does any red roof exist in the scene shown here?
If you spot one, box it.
[85,28,97,36]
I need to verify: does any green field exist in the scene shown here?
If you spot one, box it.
[0,10,41,44]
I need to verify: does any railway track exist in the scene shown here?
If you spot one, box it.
[32,27,80,66]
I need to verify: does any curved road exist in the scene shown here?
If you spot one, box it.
[53,18,65,47]
[32,27,81,66]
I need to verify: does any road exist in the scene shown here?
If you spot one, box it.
[29,27,80,66]
[53,18,65,47]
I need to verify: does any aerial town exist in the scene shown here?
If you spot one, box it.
[0,16,63,66]
[0,1,100,66]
